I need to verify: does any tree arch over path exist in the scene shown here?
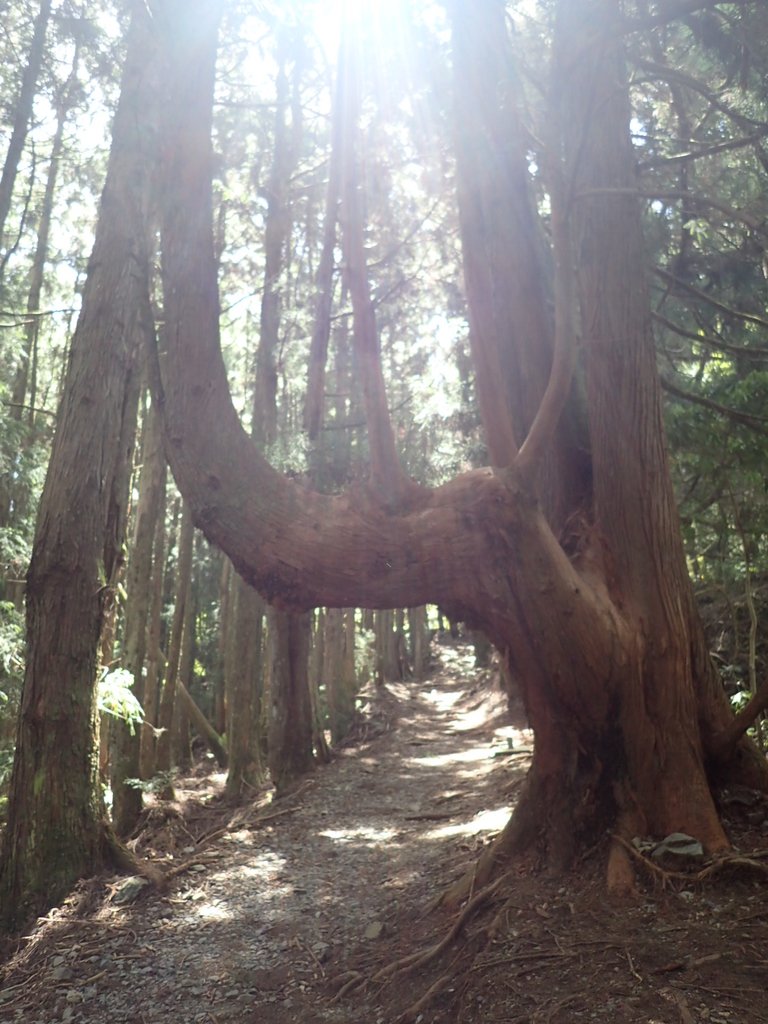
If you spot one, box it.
[158,0,768,899]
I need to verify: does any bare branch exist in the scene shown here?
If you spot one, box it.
[624,1,749,33]
[637,58,767,133]
[653,311,768,360]
[638,130,768,170]
[660,377,768,435]
[655,267,768,329]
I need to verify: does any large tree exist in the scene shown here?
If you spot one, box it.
[157,0,768,900]
[3,0,766,936]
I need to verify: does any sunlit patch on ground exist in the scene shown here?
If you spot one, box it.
[195,902,233,922]
[319,825,399,845]
[406,746,495,769]
[422,686,463,710]
[424,805,511,840]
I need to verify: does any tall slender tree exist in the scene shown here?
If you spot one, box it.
[0,0,160,931]
[0,0,53,280]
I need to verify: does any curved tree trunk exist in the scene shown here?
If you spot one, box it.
[0,2,160,932]
[155,0,768,903]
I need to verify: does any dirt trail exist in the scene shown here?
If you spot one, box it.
[0,644,530,1024]
[4,644,768,1024]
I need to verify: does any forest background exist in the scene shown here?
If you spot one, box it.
[0,0,767,933]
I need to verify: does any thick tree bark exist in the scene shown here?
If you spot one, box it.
[0,2,159,932]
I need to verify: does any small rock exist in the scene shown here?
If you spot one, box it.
[311,942,330,962]
[650,832,704,869]
[112,875,150,905]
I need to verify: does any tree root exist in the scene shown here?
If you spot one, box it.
[329,970,366,1001]
[396,969,457,1024]
[330,871,513,1017]
[101,826,166,890]
[372,870,511,984]
[611,834,768,887]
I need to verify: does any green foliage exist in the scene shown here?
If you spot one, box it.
[0,600,23,682]
[123,769,177,795]
[354,626,376,686]
[97,667,144,733]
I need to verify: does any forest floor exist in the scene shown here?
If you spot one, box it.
[2,641,768,1024]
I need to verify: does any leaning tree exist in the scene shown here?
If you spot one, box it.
[157,0,768,901]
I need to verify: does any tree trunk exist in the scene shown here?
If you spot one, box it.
[307,609,332,763]
[224,576,263,801]
[156,0,768,902]
[0,2,159,932]
[155,501,194,789]
[267,609,315,797]
[9,41,80,427]
[139,466,167,780]
[212,555,230,735]
[0,0,52,279]
[408,606,430,679]
[112,393,166,835]
[172,565,196,771]
[324,607,356,745]
[177,677,227,768]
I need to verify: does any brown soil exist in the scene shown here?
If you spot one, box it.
[2,642,768,1024]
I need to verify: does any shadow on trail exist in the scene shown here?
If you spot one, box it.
[0,643,531,1024]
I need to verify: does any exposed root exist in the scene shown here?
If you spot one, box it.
[397,969,457,1024]
[606,837,637,896]
[611,834,768,887]
[102,827,166,890]
[372,871,511,984]
[329,970,366,1001]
